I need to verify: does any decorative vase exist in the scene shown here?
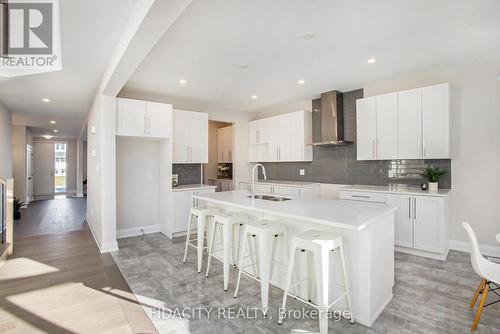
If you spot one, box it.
[428,182,438,192]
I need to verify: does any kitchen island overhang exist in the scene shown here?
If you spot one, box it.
[193,190,397,327]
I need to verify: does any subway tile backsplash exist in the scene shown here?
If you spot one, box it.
[172,164,201,185]
[259,89,451,189]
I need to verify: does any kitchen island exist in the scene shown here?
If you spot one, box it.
[193,190,396,327]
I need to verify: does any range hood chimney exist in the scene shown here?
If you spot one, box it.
[311,90,353,146]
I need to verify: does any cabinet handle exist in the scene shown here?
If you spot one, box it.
[408,197,411,219]
[423,137,426,157]
[147,117,151,135]
[372,140,376,159]
[352,194,370,199]
[144,117,147,135]
[413,198,417,219]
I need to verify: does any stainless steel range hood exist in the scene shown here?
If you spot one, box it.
[311,90,353,146]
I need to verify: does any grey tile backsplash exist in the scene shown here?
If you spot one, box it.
[259,89,451,189]
[172,164,201,185]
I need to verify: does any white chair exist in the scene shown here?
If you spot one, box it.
[205,211,248,291]
[463,222,500,331]
[233,220,288,315]
[183,207,221,272]
[278,230,354,334]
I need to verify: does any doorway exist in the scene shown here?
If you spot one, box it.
[54,143,67,194]
[26,145,33,204]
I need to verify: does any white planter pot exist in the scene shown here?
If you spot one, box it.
[428,182,438,192]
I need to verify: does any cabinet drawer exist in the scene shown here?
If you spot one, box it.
[340,190,386,203]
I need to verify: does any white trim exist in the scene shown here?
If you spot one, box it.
[450,239,500,258]
[367,294,393,327]
[86,215,119,253]
[117,224,161,239]
[395,246,449,261]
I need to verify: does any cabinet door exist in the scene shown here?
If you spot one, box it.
[281,111,304,161]
[273,185,301,198]
[173,191,194,233]
[398,88,422,159]
[413,196,442,253]
[147,102,172,138]
[189,111,209,163]
[386,194,413,248]
[217,128,224,163]
[172,110,190,163]
[356,97,377,160]
[267,116,281,161]
[225,126,233,162]
[116,98,147,137]
[422,83,450,158]
[376,93,398,159]
[249,120,260,145]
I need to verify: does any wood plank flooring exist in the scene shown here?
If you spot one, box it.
[113,233,500,334]
[0,198,157,334]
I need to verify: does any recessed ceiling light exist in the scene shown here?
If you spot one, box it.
[368,58,376,64]
[43,135,53,139]
[42,98,50,103]
[50,120,56,124]
[53,130,58,133]
[179,79,187,85]
[238,64,249,69]
[298,79,305,85]
[251,94,258,100]
[497,73,500,80]
[301,32,317,40]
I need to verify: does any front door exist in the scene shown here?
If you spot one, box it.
[26,145,34,204]
[33,142,55,200]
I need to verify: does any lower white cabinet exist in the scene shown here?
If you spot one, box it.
[171,187,215,237]
[341,189,449,260]
[239,181,320,198]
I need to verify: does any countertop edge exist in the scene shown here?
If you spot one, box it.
[341,186,450,197]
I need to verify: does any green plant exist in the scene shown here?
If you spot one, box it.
[420,167,446,183]
[13,197,26,213]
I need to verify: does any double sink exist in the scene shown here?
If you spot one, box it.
[247,194,292,202]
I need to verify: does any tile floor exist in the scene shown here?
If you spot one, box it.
[113,233,500,334]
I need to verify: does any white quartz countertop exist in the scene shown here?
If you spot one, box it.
[240,180,320,187]
[341,184,450,197]
[193,190,396,231]
[172,184,216,192]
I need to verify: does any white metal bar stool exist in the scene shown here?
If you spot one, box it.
[182,207,221,273]
[233,220,288,315]
[205,211,248,291]
[278,230,354,334]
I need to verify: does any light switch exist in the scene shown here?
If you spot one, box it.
[299,169,305,176]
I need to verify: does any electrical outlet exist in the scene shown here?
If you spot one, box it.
[299,169,305,176]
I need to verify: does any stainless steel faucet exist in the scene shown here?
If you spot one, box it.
[251,163,267,198]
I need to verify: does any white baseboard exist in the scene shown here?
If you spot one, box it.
[449,239,500,258]
[117,224,161,239]
[395,246,449,261]
[86,215,119,253]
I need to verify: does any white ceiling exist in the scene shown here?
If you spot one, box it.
[0,0,137,138]
[122,0,500,113]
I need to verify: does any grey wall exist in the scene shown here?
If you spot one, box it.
[172,164,201,185]
[260,89,452,189]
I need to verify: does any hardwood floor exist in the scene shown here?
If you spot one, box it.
[0,198,157,334]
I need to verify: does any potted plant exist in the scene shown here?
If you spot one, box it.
[13,197,26,220]
[420,167,446,191]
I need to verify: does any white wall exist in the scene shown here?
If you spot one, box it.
[363,61,500,249]
[86,94,118,253]
[12,126,27,201]
[0,104,12,178]
[116,137,160,234]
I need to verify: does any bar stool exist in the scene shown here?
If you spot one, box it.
[205,211,248,291]
[278,230,354,334]
[183,207,221,273]
[233,220,288,315]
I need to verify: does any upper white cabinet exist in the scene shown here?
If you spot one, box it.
[217,125,233,163]
[173,109,208,163]
[422,84,450,159]
[249,110,312,162]
[356,83,450,160]
[116,98,172,138]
